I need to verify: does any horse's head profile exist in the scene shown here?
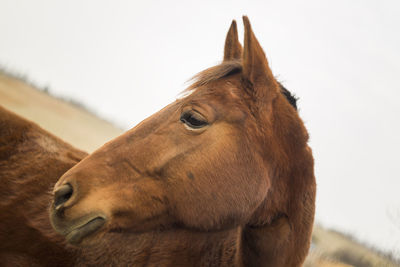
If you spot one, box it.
[50,17,315,266]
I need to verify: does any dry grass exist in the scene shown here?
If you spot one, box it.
[0,72,123,152]
[306,226,400,267]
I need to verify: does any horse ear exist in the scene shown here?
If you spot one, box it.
[223,20,242,61]
[242,16,278,102]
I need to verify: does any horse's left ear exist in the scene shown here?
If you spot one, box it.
[242,16,279,103]
[223,20,242,61]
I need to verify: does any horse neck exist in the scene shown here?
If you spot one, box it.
[75,227,243,267]
[241,146,316,267]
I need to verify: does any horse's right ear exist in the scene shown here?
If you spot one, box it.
[223,20,242,61]
[242,16,279,105]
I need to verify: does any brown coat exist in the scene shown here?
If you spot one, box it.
[0,106,86,266]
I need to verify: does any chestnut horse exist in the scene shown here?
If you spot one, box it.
[0,107,86,266]
[0,17,315,266]
[49,17,316,266]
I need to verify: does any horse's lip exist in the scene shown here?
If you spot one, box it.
[65,217,106,245]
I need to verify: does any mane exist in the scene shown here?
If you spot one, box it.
[187,60,298,110]
[279,84,298,110]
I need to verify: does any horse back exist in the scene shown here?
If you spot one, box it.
[0,106,87,266]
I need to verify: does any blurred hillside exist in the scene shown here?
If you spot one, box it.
[0,71,398,267]
[0,71,123,152]
[306,226,399,267]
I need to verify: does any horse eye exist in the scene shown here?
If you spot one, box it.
[180,112,208,129]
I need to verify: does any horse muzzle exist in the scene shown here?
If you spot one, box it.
[50,182,108,245]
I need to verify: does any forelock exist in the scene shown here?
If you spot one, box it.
[187,60,242,91]
[186,60,298,110]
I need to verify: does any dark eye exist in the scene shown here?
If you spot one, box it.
[180,112,208,129]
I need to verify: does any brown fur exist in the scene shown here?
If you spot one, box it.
[188,60,242,90]
[223,20,242,61]
[0,106,86,266]
[49,17,316,266]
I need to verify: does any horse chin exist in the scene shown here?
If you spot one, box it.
[65,216,106,245]
[50,210,108,246]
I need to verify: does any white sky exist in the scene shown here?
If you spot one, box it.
[1,0,399,256]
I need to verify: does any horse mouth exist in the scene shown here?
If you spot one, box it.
[65,217,106,245]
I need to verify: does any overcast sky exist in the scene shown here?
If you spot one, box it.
[1,0,399,256]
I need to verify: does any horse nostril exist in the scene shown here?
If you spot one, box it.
[54,184,73,210]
